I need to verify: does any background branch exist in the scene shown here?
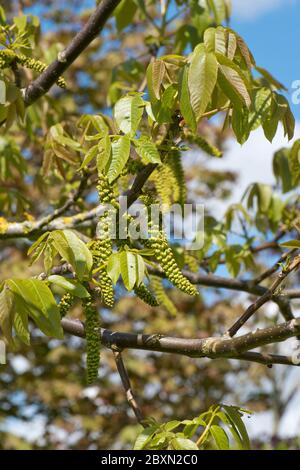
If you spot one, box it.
[24,0,122,105]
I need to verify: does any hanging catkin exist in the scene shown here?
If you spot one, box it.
[83,295,100,385]
[145,224,198,296]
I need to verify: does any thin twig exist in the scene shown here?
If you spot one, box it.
[112,349,145,426]
[227,254,300,337]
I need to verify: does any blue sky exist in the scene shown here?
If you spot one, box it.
[231,0,300,119]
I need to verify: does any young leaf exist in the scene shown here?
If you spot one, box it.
[179,66,196,132]
[280,240,300,249]
[0,80,6,105]
[171,437,199,450]
[218,64,251,108]
[210,425,230,450]
[0,285,14,343]
[149,59,166,100]
[13,310,30,345]
[133,425,159,450]
[114,94,144,136]
[135,253,145,286]
[120,250,136,291]
[51,230,93,281]
[288,139,300,187]
[97,133,112,174]
[107,252,121,284]
[134,136,161,164]
[114,0,137,32]
[48,275,90,298]
[107,135,130,183]
[7,279,63,339]
[222,405,251,450]
[188,44,218,121]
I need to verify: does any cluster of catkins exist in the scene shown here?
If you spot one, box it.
[0,49,66,88]
[89,173,119,308]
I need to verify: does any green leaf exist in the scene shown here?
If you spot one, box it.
[231,107,250,144]
[157,84,177,123]
[134,136,161,164]
[280,240,300,249]
[114,94,144,136]
[13,310,30,345]
[135,254,145,286]
[210,425,229,450]
[273,149,292,193]
[120,250,137,291]
[288,139,300,187]
[179,66,196,132]
[0,80,6,105]
[47,275,90,298]
[164,420,181,432]
[148,59,166,100]
[97,133,112,174]
[7,279,63,339]
[107,252,121,284]
[0,285,14,343]
[247,183,272,214]
[188,45,218,121]
[51,230,93,281]
[80,144,98,170]
[171,437,199,450]
[133,425,159,450]
[222,405,250,450]
[218,64,251,108]
[107,135,130,183]
[115,0,137,32]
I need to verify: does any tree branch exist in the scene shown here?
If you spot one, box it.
[112,349,145,426]
[24,0,122,105]
[61,317,300,362]
[227,255,300,337]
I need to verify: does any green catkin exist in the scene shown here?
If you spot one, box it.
[152,163,177,209]
[145,224,198,296]
[150,275,178,316]
[91,173,117,307]
[89,239,114,307]
[185,133,222,158]
[184,253,199,273]
[134,283,159,307]
[152,152,186,208]
[83,295,100,385]
[166,152,186,206]
[0,49,66,88]
[59,293,74,318]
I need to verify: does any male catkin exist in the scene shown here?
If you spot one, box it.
[134,283,159,307]
[83,295,100,385]
[59,293,74,318]
[150,275,178,316]
[145,224,198,296]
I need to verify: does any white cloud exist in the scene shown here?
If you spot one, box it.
[205,121,300,216]
[231,0,298,20]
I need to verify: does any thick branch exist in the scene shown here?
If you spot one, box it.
[24,0,122,105]
[61,317,300,361]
